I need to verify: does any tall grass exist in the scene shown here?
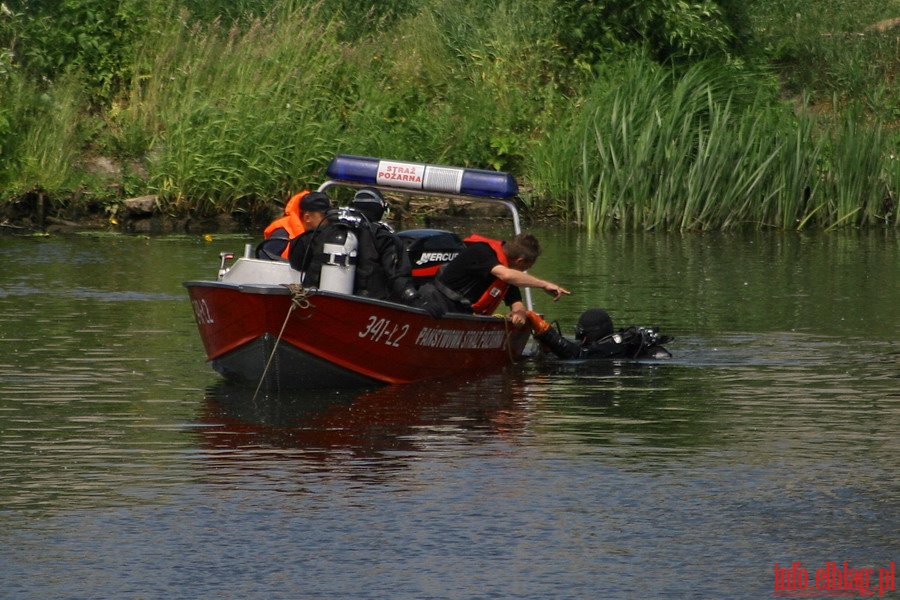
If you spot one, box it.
[531,60,898,230]
[0,74,89,201]
[1,0,897,229]
[339,0,563,172]
[749,0,900,117]
[113,0,561,216]
[118,4,348,216]
[820,113,895,230]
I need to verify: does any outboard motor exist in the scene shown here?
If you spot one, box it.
[398,229,465,287]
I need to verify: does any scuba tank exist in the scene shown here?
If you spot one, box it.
[294,207,367,295]
[318,223,358,295]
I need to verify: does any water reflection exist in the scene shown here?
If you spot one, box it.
[519,356,725,457]
[196,350,729,477]
[196,368,533,482]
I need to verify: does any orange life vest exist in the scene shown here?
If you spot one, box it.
[464,234,509,315]
[263,190,309,258]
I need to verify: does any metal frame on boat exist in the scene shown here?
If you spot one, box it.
[184,155,533,391]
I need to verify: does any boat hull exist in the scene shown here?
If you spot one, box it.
[185,281,531,390]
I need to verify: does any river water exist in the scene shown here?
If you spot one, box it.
[1,227,897,599]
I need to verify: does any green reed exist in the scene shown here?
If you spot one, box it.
[533,60,898,231]
[824,114,896,229]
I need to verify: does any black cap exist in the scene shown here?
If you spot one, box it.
[351,187,387,222]
[300,191,332,213]
[575,308,614,343]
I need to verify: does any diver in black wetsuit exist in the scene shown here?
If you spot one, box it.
[526,308,673,360]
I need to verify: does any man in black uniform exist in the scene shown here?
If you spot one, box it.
[526,308,673,360]
[289,187,418,303]
[287,191,334,279]
[349,187,417,302]
[422,232,570,324]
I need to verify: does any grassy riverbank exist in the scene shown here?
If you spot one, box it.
[1,0,898,231]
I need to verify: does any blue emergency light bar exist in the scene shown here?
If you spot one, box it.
[326,155,519,199]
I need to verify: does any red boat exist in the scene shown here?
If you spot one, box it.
[184,155,534,390]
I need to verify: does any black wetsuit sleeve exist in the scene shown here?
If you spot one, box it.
[535,328,586,359]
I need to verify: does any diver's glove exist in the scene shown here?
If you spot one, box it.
[525,311,552,335]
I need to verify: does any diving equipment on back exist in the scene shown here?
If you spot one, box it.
[527,308,673,360]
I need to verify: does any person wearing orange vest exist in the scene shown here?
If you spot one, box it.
[259,191,331,260]
[265,190,309,238]
[422,232,570,324]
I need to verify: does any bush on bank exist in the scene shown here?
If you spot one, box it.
[0,0,897,231]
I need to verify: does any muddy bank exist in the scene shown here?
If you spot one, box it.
[0,190,256,235]
[1,191,539,236]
